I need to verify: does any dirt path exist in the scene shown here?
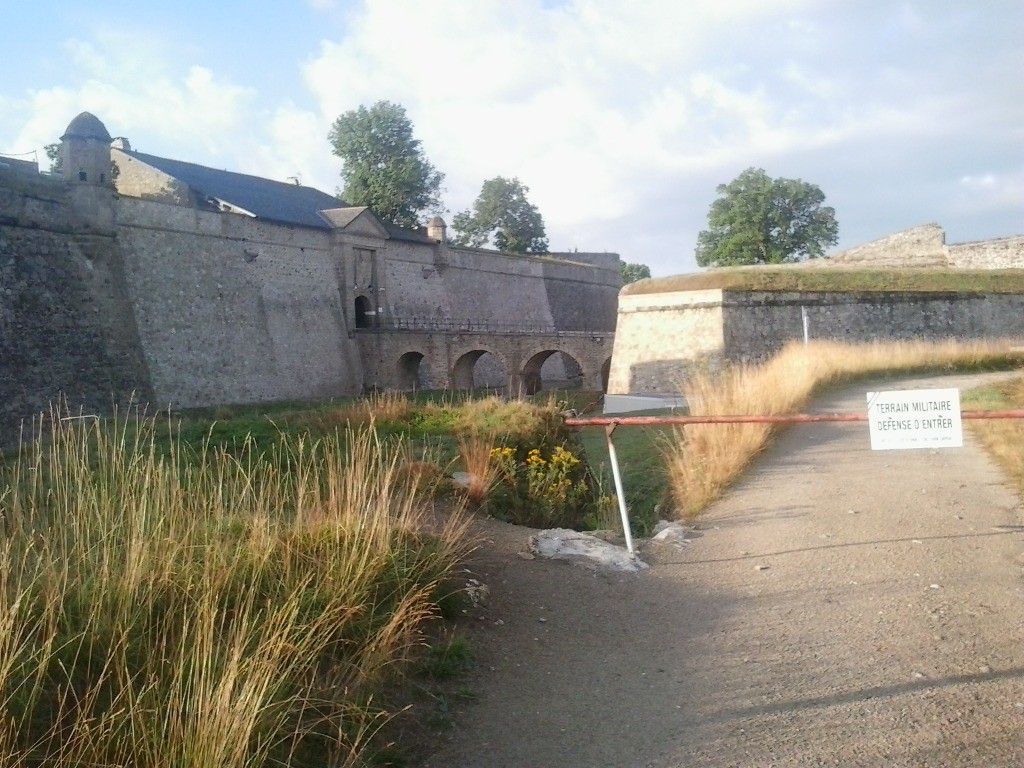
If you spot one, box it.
[418,373,1024,768]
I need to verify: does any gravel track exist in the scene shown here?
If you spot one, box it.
[419,373,1024,767]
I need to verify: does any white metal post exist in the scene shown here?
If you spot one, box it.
[801,306,810,345]
[604,424,636,556]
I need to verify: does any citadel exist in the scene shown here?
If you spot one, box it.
[4,112,1024,440]
[0,112,619,442]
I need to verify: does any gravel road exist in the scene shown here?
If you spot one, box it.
[419,373,1024,768]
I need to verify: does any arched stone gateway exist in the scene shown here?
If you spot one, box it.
[452,349,509,391]
[397,351,433,390]
[521,350,585,394]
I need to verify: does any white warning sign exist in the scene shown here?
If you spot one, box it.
[867,388,963,451]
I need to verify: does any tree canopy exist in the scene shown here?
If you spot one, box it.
[451,176,548,254]
[328,101,444,230]
[45,143,62,172]
[695,167,838,267]
[620,262,651,284]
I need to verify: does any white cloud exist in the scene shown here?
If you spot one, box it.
[4,0,1022,275]
[956,171,1024,214]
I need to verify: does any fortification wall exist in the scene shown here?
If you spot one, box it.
[115,198,362,408]
[608,290,724,394]
[0,174,152,446]
[722,291,1024,362]
[608,288,1024,395]
[380,241,620,331]
[948,236,1024,269]
[379,240,454,320]
[826,224,1024,269]
[825,224,949,267]
[442,248,557,328]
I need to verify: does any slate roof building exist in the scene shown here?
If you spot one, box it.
[111,139,434,242]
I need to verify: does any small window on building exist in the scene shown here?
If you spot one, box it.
[78,171,87,181]
[100,173,105,183]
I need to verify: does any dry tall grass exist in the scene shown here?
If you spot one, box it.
[964,376,1024,491]
[665,339,1024,518]
[456,432,499,508]
[0,410,472,767]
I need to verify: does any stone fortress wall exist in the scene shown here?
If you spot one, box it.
[815,223,1024,269]
[608,225,1024,396]
[0,114,620,444]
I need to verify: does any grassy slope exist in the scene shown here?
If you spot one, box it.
[622,267,1024,295]
[963,376,1024,492]
[577,416,674,535]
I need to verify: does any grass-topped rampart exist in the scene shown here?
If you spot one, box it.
[622,266,1024,296]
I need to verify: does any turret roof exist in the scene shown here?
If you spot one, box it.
[61,112,112,141]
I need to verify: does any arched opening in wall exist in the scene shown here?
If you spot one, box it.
[354,295,373,329]
[540,352,584,390]
[452,350,507,392]
[397,352,433,390]
[522,350,584,395]
[600,357,612,392]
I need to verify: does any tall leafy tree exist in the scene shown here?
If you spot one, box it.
[452,176,549,254]
[328,101,444,229]
[696,167,838,267]
[620,262,651,284]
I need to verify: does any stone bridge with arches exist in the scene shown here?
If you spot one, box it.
[354,321,615,394]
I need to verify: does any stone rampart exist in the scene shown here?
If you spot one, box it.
[1,159,619,442]
[115,198,362,409]
[608,290,724,394]
[608,288,1024,395]
[825,224,1024,269]
[948,236,1024,269]
[0,172,152,446]
[822,224,949,267]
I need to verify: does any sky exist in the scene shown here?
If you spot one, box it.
[1,0,1022,276]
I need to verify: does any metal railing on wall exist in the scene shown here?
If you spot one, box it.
[357,316,612,337]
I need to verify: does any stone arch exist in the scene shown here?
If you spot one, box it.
[397,351,433,390]
[521,349,584,395]
[452,349,508,391]
[354,295,373,328]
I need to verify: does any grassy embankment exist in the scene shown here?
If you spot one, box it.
[963,376,1024,490]
[0,408,477,768]
[622,266,1024,295]
[0,391,622,767]
[664,339,1024,518]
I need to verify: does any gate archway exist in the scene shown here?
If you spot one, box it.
[397,351,432,390]
[521,350,585,395]
[452,349,508,391]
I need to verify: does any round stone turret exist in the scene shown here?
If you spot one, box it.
[60,112,113,185]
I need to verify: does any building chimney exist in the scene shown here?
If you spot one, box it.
[426,216,447,243]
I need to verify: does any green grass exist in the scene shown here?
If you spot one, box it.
[578,415,676,536]
[622,266,1024,295]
